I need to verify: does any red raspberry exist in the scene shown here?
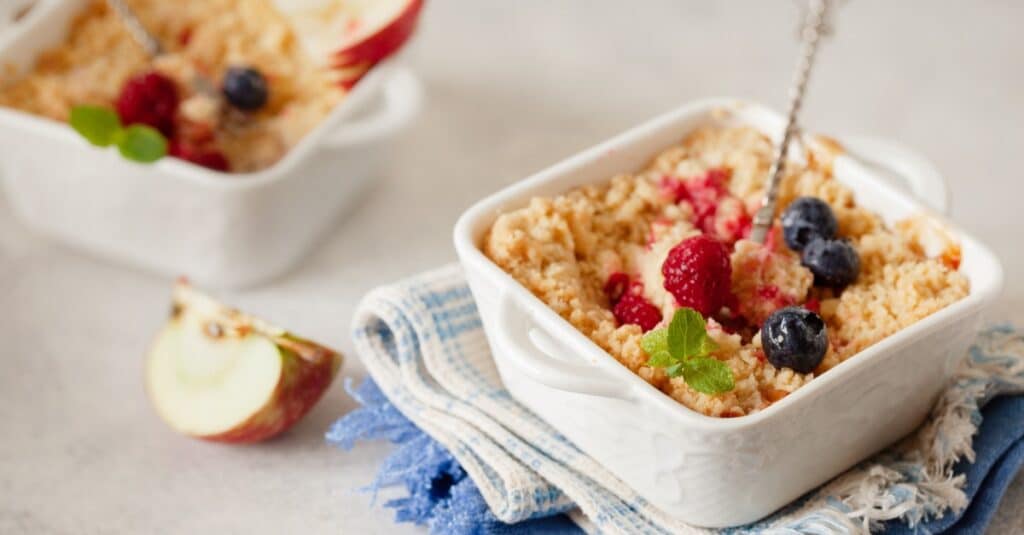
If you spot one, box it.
[169,141,230,172]
[715,202,752,244]
[658,175,688,203]
[659,168,749,242]
[612,292,662,332]
[116,72,180,137]
[661,235,733,317]
[603,272,630,304]
[685,170,727,226]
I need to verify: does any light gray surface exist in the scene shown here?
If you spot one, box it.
[1,1,1022,533]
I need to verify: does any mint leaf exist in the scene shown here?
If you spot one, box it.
[115,125,168,163]
[666,308,718,359]
[70,106,121,147]
[641,328,668,355]
[642,328,675,367]
[639,307,731,393]
[641,327,668,354]
[682,357,734,394]
[646,350,674,368]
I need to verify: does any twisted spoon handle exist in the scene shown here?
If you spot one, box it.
[750,0,831,244]
[105,0,163,56]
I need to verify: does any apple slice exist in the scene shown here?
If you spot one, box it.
[146,282,342,443]
[272,0,425,88]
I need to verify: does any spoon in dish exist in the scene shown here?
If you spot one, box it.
[104,0,162,56]
[750,0,836,244]
[105,0,219,96]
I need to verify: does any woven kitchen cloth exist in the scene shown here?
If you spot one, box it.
[331,264,1024,534]
[329,381,1024,534]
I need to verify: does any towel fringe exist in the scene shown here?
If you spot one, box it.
[825,327,1024,530]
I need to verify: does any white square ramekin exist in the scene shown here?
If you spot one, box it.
[453,99,1004,528]
[0,0,422,288]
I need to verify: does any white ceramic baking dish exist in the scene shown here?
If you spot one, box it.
[0,0,422,288]
[453,98,1003,528]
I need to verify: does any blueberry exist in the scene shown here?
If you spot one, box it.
[222,67,269,111]
[762,306,828,374]
[780,197,838,251]
[801,238,861,288]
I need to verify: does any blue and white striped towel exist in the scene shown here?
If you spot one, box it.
[342,264,1024,534]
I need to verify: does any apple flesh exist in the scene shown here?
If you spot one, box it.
[273,0,425,88]
[146,282,342,443]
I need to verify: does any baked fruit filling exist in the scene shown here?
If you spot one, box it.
[484,124,968,417]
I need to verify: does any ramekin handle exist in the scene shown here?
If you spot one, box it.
[839,136,950,215]
[493,293,631,400]
[321,66,422,148]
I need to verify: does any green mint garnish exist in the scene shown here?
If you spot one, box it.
[680,357,735,394]
[640,307,734,395]
[640,328,672,367]
[667,308,719,362]
[69,106,122,147]
[69,106,167,164]
[115,125,168,163]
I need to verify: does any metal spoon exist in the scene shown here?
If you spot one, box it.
[750,0,835,244]
[105,0,219,97]
[105,0,163,56]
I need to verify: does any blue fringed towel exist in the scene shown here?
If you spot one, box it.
[328,264,1024,534]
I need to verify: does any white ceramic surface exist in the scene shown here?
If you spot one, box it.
[453,99,1004,528]
[0,0,422,289]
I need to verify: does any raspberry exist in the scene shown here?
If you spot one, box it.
[169,141,230,172]
[713,197,752,244]
[169,118,230,172]
[658,175,687,203]
[612,292,662,332]
[187,150,229,172]
[660,168,728,204]
[660,169,751,244]
[661,235,733,317]
[684,169,728,226]
[116,72,180,137]
[603,272,630,304]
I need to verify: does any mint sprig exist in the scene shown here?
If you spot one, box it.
[70,106,121,147]
[69,105,168,164]
[679,357,735,394]
[640,328,671,366]
[640,308,734,395]
[115,125,168,163]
